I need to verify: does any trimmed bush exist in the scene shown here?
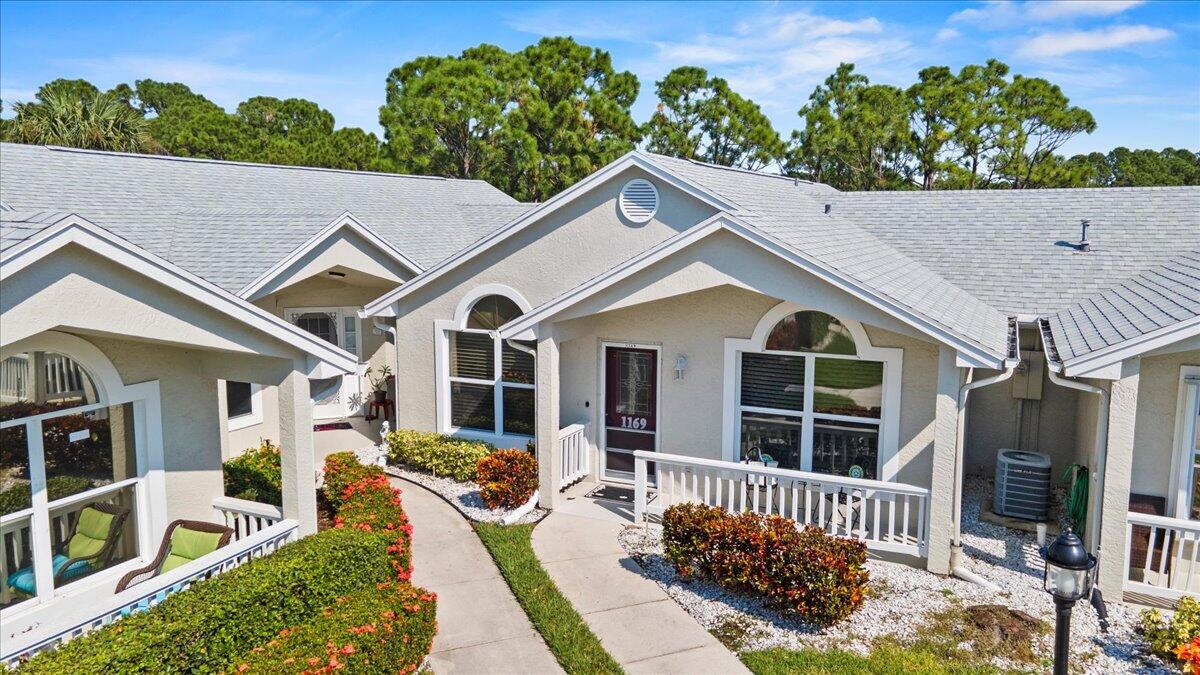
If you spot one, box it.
[334,473,414,581]
[223,440,282,505]
[662,503,869,626]
[233,581,437,674]
[323,451,384,510]
[19,527,396,673]
[476,449,538,510]
[1142,595,1200,668]
[385,429,493,481]
[0,475,93,516]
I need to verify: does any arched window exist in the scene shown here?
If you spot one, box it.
[447,294,535,438]
[737,309,886,479]
[0,343,149,608]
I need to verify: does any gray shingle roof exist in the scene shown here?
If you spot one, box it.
[832,188,1200,316]
[0,143,532,275]
[0,210,71,253]
[1048,249,1200,363]
[644,153,1011,357]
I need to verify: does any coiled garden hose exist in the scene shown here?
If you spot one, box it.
[1062,463,1089,537]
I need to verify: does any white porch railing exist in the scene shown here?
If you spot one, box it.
[559,422,590,489]
[634,451,929,558]
[1124,512,1200,601]
[213,496,285,541]
[1,518,298,666]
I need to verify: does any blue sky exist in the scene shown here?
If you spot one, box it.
[2,0,1197,155]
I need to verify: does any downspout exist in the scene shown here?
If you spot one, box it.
[1038,319,1109,552]
[949,318,1020,592]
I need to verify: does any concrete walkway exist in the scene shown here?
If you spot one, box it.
[531,509,750,674]
[393,477,562,674]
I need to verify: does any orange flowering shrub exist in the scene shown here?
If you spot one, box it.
[328,456,413,582]
[662,503,869,626]
[1177,637,1200,672]
[323,451,385,510]
[233,582,437,674]
[476,449,538,510]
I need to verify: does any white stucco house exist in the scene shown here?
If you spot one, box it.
[1,142,1198,659]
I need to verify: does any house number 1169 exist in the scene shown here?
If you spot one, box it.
[619,416,648,430]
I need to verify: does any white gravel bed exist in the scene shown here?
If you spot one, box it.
[618,476,1171,673]
[387,464,546,525]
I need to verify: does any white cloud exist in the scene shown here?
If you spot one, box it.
[935,28,961,42]
[1016,24,1174,58]
[951,1,1144,28]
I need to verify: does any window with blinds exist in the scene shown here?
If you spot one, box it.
[447,295,535,438]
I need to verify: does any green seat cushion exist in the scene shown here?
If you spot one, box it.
[66,507,116,560]
[159,527,224,573]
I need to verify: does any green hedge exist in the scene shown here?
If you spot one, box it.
[19,527,394,673]
[223,440,282,506]
[0,475,92,516]
[386,429,493,481]
[232,581,436,673]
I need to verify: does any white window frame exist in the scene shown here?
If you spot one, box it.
[434,285,535,447]
[284,306,363,420]
[225,382,263,431]
[1168,365,1200,520]
[0,332,165,616]
[721,302,903,482]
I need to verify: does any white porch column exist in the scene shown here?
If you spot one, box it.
[1096,359,1141,598]
[926,346,961,575]
[278,365,317,535]
[536,326,562,510]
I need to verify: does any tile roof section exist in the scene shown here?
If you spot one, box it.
[643,153,1012,357]
[1048,249,1200,363]
[0,143,532,271]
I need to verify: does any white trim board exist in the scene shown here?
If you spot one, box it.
[360,151,739,318]
[238,211,422,301]
[1168,365,1200,519]
[498,212,1009,368]
[0,214,357,374]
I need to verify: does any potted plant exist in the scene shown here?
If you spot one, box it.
[365,365,392,404]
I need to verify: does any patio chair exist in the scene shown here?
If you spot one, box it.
[115,520,233,592]
[6,502,131,596]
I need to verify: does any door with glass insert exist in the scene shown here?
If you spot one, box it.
[602,346,658,481]
[285,308,362,420]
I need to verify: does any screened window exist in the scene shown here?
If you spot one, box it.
[226,381,254,418]
[0,353,146,610]
[738,311,884,479]
[448,294,534,437]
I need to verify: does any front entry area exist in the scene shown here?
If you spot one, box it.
[601,343,659,482]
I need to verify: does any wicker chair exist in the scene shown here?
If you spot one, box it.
[5,502,131,596]
[115,520,234,593]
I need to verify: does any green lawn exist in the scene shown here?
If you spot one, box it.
[474,522,624,675]
[740,643,1004,675]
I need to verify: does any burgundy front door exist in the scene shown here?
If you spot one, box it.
[603,346,657,479]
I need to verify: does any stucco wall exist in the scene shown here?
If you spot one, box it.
[1130,349,1200,501]
[392,166,720,432]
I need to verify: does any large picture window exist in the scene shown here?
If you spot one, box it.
[447,294,535,438]
[0,348,152,611]
[736,310,886,479]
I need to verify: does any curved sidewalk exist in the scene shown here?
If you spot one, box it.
[531,511,749,674]
[393,477,562,674]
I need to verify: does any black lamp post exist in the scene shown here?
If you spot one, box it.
[1041,527,1097,675]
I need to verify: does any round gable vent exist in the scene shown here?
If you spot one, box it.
[619,178,659,223]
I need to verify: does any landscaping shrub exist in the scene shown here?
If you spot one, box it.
[0,475,92,516]
[662,503,869,626]
[1142,595,1200,669]
[233,581,436,674]
[334,473,413,581]
[223,440,282,505]
[476,449,539,509]
[19,527,395,673]
[323,451,384,510]
[385,428,493,481]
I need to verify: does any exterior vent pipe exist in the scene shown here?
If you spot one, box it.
[1079,219,1091,252]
